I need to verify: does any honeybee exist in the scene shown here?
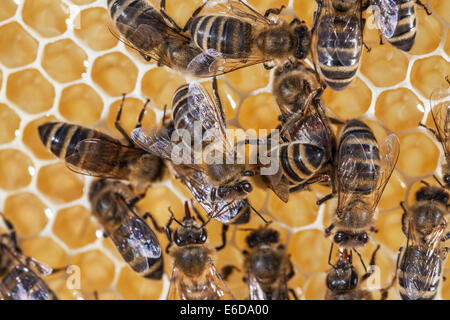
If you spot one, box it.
[397,185,450,300]
[368,0,431,52]
[322,119,400,248]
[261,82,337,202]
[312,0,364,91]
[107,0,214,76]
[38,98,163,193]
[183,0,311,74]
[133,80,255,204]
[166,202,234,300]
[89,179,164,279]
[0,215,58,300]
[419,88,450,189]
[132,84,266,226]
[325,246,393,300]
[242,227,296,300]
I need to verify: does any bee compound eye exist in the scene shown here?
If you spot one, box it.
[334,232,345,243]
[242,182,253,193]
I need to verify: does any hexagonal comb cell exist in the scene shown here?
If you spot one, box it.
[0,0,449,301]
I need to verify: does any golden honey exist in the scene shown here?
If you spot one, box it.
[0,0,449,300]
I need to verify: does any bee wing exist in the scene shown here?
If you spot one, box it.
[114,198,162,259]
[370,0,399,38]
[64,138,140,179]
[265,173,291,203]
[402,217,446,297]
[369,133,400,212]
[187,48,268,77]
[167,259,235,300]
[206,0,271,26]
[430,88,450,158]
[131,125,195,167]
[248,272,267,300]
[187,81,235,159]
[108,9,189,66]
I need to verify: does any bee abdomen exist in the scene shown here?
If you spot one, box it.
[398,246,441,300]
[190,15,252,57]
[316,15,361,90]
[279,142,325,183]
[387,0,416,52]
[339,120,380,193]
[109,0,164,52]
[38,122,115,160]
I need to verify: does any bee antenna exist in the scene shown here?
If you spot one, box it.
[247,202,271,225]
[237,227,257,232]
[432,175,444,188]
[168,207,183,226]
[328,243,337,271]
[353,248,367,273]
[420,179,430,187]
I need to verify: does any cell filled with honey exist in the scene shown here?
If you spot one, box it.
[0,22,38,68]
[0,103,20,144]
[59,84,103,125]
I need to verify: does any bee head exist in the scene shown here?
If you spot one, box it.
[174,219,207,247]
[333,231,369,247]
[217,180,253,200]
[415,186,449,205]
[246,228,279,248]
[326,263,358,292]
[293,24,310,60]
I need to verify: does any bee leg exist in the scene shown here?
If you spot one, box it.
[0,213,19,252]
[264,5,285,18]
[159,0,183,32]
[143,212,165,233]
[135,99,151,130]
[288,289,299,300]
[128,192,146,208]
[327,243,337,270]
[446,75,449,85]
[215,224,229,251]
[379,34,384,46]
[165,215,176,253]
[286,259,295,280]
[316,193,333,206]
[418,122,440,141]
[441,232,450,242]
[182,1,207,33]
[221,265,240,281]
[440,247,449,261]
[400,201,408,236]
[361,245,380,282]
[115,94,134,146]
[139,53,151,62]
[212,77,226,127]
[415,0,432,15]
[328,117,345,125]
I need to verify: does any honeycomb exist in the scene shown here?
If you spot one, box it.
[0,0,449,300]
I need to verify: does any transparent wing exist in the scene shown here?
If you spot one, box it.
[132,125,195,167]
[205,0,271,26]
[64,138,141,179]
[334,3,362,67]
[167,259,235,300]
[108,5,189,66]
[402,218,446,299]
[370,0,399,38]
[187,82,235,159]
[368,133,400,211]
[248,272,268,300]
[430,88,450,158]
[187,48,268,78]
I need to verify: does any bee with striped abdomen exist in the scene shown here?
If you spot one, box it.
[183,0,311,75]
[368,0,431,52]
[397,185,450,300]
[243,226,296,300]
[326,246,393,300]
[166,202,234,300]
[0,214,58,300]
[107,0,216,76]
[261,84,337,202]
[89,179,164,279]
[312,0,364,91]
[320,119,400,249]
[419,87,450,189]
[38,97,163,194]
[133,80,255,204]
